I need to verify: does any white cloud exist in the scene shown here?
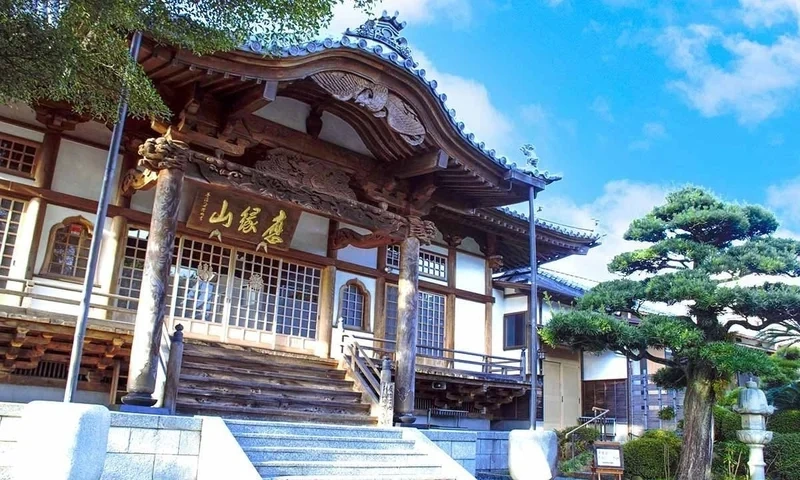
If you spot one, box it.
[538,181,670,282]
[518,104,576,169]
[590,96,614,122]
[324,0,472,38]
[413,50,515,156]
[584,20,605,34]
[544,0,566,6]
[739,0,800,28]
[767,176,800,228]
[657,24,800,124]
[628,121,668,151]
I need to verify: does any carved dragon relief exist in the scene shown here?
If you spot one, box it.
[311,71,425,146]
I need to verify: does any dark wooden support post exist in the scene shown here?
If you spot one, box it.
[394,235,420,424]
[163,324,184,414]
[123,137,188,407]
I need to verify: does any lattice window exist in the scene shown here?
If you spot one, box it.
[43,217,92,279]
[339,280,369,330]
[275,262,321,339]
[170,237,231,324]
[0,134,38,177]
[386,245,448,280]
[418,291,445,356]
[229,251,281,332]
[116,228,148,310]
[385,285,445,356]
[0,196,25,287]
[503,312,527,350]
[583,379,628,421]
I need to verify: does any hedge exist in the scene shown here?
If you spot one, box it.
[623,431,680,480]
[714,405,741,442]
[766,433,800,480]
[769,410,800,434]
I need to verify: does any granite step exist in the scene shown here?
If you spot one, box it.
[177,402,375,425]
[244,446,427,463]
[271,476,456,480]
[233,434,413,450]
[225,419,398,438]
[253,460,444,478]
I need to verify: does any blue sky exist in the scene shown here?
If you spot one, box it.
[328,0,800,280]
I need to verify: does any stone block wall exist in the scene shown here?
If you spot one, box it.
[102,412,202,480]
[476,431,509,472]
[421,430,478,474]
[0,403,23,480]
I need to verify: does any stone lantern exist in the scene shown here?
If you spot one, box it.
[733,381,775,480]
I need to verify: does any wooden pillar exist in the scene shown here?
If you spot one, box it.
[444,236,459,363]
[319,265,336,358]
[484,234,500,357]
[374,245,387,343]
[394,235,420,424]
[123,137,188,407]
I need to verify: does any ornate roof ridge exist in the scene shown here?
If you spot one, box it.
[493,207,602,241]
[241,12,561,185]
[494,267,588,298]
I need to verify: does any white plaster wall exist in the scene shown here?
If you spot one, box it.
[52,139,121,200]
[459,237,483,256]
[0,121,43,187]
[453,298,486,372]
[335,223,377,268]
[318,112,373,157]
[583,351,628,381]
[455,252,485,294]
[503,295,528,315]
[130,187,155,216]
[491,288,506,356]
[330,271,378,361]
[290,213,329,256]
[254,96,309,132]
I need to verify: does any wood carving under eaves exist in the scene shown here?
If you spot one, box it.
[311,71,426,146]
[177,140,411,237]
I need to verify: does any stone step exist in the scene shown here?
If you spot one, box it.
[180,362,349,389]
[183,342,339,368]
[176,402,375,425]
[233,434,412,450]
[253,460,444,478]
[178,375,362,402]
[244,446,426,463]
[177,386,370,414]
[270,476,455,480]
[225,419,399,438]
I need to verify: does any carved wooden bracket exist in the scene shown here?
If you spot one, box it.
[488,255,504,271]
[329,228,395,250]
[138,135,191,171]
[408,216,436,245]
[121,168,159,196]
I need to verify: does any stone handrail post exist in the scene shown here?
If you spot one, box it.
[378,356,394,427]
[163,324,185,414]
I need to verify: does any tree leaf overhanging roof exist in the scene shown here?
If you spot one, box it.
[241,11,562,186]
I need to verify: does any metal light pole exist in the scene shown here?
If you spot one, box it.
[528,185,540,430]
[64,31,143,402]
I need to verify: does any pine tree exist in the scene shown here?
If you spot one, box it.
[541,186,800,480]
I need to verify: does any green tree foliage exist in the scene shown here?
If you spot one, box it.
[766,433,800,480]
[768,410,800,434]
[541,187,800,480]
[622,430,681,480]
[761,347,800,389]
[0,0,374,120]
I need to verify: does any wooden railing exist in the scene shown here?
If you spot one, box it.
[0,275,138,325]
[339,329,394,425]
[341,330,527,381]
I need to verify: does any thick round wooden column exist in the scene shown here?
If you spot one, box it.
[122,138,188,407]
[394,235,420,424]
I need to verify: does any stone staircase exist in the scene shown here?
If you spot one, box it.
[176,340,375,425]
[226,419,460,480]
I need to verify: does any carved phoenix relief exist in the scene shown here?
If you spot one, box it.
[311,71,426,146]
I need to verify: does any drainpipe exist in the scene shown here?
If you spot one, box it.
[528,185,540,430]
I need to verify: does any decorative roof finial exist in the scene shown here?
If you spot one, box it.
[345,11,414,62]
[521,144,539,168]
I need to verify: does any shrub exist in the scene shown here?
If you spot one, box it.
[558,451,592,474]
[623,431,680,480]
[769,410,800,434]
[556,426,600,461]
[766,433,800,480]
[713,440,749,479]
[658,406,676,421]
[714,405,742,441]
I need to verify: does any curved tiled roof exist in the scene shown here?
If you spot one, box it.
[494,267,588,299]
[495,207,602,242]
[242,12,561,186]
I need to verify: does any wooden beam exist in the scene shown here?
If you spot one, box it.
[228,81,278,120]
[391,150,448,179]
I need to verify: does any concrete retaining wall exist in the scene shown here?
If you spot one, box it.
[476,431,509,471]
[421,430,478,474]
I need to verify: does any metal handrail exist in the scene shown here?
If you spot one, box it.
[565,407,610,439]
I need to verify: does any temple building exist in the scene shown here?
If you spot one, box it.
[0,13,601,431]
